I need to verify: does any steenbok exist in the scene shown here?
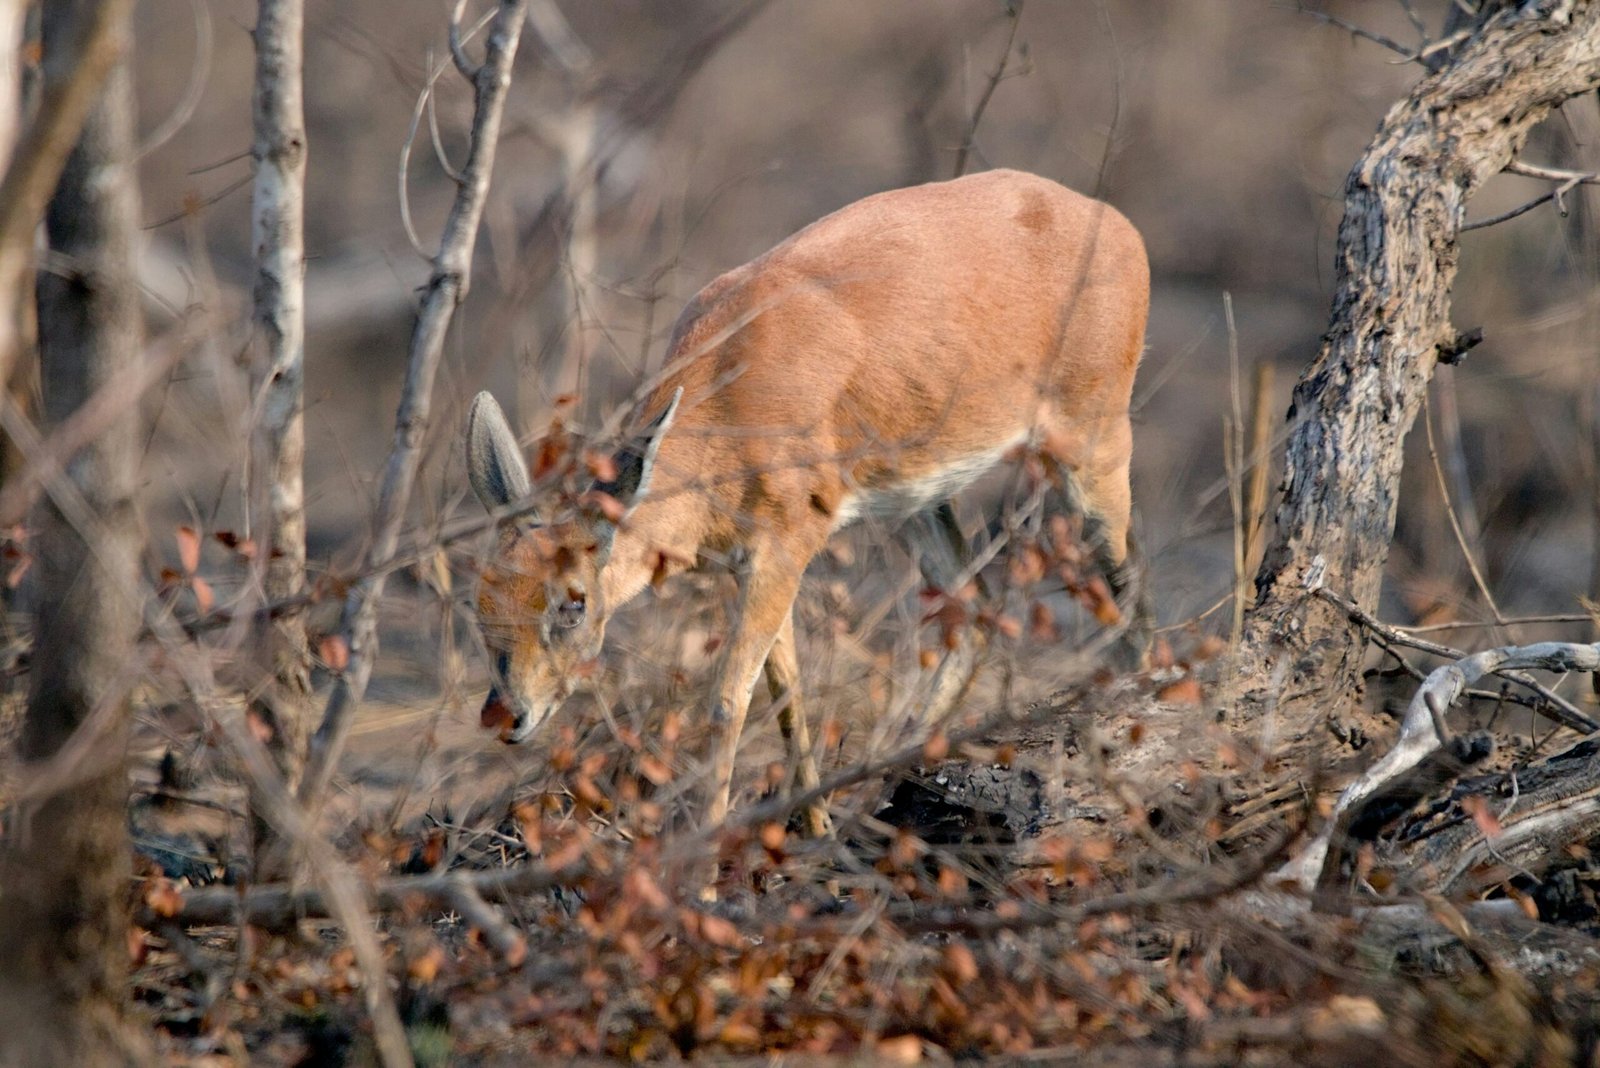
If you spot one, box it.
[466,168,1149,839]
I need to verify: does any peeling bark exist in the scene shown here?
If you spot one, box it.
[1238,1,1600,740]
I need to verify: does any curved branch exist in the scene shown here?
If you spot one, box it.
[136,0,213,159]
[299,0,531,813]
[448,0,480,78]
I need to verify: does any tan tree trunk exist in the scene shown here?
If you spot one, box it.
[1237,3,1600,744]
[0,1,151,1063]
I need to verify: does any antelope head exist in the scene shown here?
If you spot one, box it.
[465,390,679,742]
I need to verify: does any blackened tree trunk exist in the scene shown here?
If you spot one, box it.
[1237,1,1600,742]
[0,2,151,1063]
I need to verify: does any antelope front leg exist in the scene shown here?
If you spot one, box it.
[764,609,831,838]
[705,545,808,831]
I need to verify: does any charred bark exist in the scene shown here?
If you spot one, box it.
[1238,2,1600,741]
[0,1,151,1063]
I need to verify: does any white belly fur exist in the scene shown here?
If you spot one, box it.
[831,435,1026,532]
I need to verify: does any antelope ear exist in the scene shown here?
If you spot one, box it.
[595,387,681,510]
[591,388,681,556]
[466,391,533,513]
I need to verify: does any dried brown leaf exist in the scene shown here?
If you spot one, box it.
[245,707,275,746]
[319,634,350,672]
[407,944,446,983]
[1156,676,1203,705]
[583,450,618,482]
[176,525,200,574]
[637,754,673,786]
[876,1035,923,1063]
[1461,794,1503,839]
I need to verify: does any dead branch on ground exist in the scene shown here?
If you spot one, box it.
[1280,636,1600,894]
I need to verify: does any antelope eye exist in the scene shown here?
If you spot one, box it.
[554,597,586,629]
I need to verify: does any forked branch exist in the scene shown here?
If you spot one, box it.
[1464,158,1600,230]
[1279,638,1600,894]
[299,0,531,813]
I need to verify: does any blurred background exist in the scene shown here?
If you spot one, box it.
[119,0,1600,748]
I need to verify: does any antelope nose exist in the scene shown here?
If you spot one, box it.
[481,690,515,733]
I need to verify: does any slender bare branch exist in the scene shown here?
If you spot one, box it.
[0,317,200,528]
[952,0,1025,178]
[448,0,479,78]
[526,0,594,74]
[444,883,529,965]
[399,9,496,258]
[1300,6,1417,62]
[1315,586,1600,734]
[299,0,531,814]
[136,0,212,159]
[1461,158,1600,231]
[1422,389,1505,630]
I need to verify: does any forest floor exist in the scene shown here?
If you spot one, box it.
[118,629,1600,1067]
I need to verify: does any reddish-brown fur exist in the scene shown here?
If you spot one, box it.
[469,169,1148,837]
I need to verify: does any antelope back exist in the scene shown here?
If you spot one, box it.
[627,168,1147,569]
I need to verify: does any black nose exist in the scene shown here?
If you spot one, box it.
[481,689,514,733]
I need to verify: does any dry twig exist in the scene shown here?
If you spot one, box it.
[1315,587,1598,735]
[299,0,532,814]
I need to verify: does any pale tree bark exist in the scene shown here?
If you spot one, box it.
[298,0,530,812]
[1236,1,1600,744]
[0,1,152,1063]
[247,0,311,863]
